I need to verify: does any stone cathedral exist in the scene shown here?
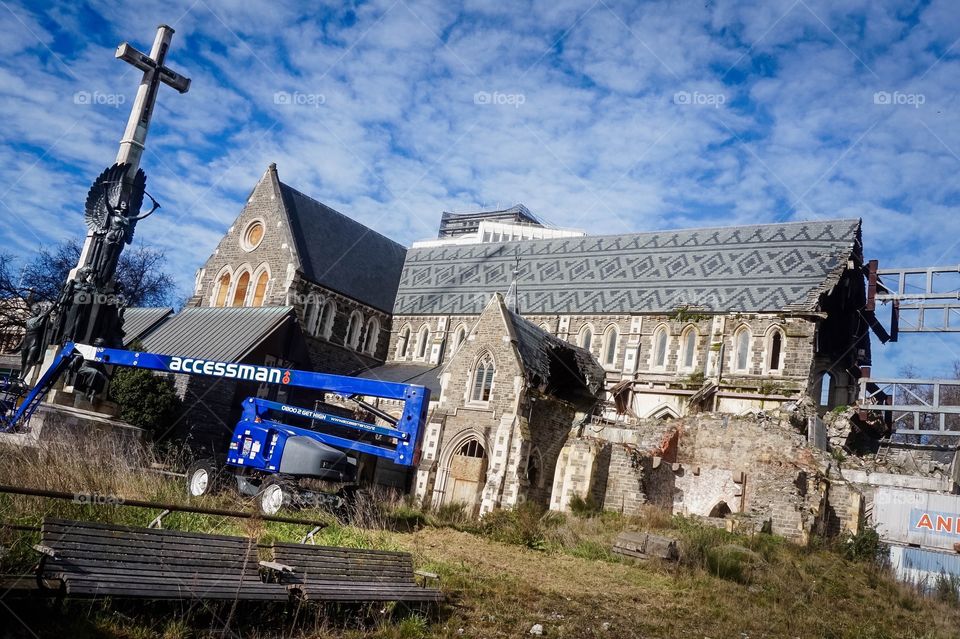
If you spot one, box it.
[166,163,873,538]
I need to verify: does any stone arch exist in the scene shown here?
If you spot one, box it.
[396,323,412,359]
[732,324,752,372]
[601,323,619,367]
[416,324,431,359]
[318,299,336,339]
[709,501,732,518]
[363,317,381,354]
[468,350,496,404]
[451,323,468,351]
[679,324,698,371]
[251,264,271,307]
[230,264,254,307]
[212,266,233,307]
[578,323,595,352]
[434,430,490,516]
[646,403,681,419]
[345,310,363,349]
[764,324,785,373]
[651,323,670,370]
[817,370,835,407]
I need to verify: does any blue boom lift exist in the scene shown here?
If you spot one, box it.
[0,342,430,515]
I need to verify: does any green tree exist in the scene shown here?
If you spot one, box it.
[108,367,181,434]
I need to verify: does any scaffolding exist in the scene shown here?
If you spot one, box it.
[858,377,960,437]
[876,265,960,333]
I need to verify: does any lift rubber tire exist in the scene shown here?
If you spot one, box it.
[185,459,220,498]
[257,477,293,516]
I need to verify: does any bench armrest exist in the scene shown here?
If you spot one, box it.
[32,544,58,559]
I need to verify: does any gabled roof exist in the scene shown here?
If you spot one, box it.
[140,306,294,362]
[394,218,862,316]
[279,182,407,313]
[122,307,174,346]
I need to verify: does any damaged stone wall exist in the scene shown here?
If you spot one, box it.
[553,412,863,543]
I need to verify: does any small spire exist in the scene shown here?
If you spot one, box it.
[505,252,520,313]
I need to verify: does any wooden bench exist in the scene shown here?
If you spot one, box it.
[270,542,443,603]
[35,518,290,601]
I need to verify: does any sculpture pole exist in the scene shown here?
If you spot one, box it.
[70,25,190,280]
[19,27,189,381]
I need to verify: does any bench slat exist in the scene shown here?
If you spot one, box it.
[43,519,251,543]
[45,541,256,562]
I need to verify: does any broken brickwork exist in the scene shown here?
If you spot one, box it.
[553,413,863,542]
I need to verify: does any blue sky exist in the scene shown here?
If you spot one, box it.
[1,0,959,377]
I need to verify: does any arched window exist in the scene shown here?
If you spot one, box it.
[345,311,363,349]
[470,354,495,403]
[396,325,411,359]
[681,326,698,370]
[819,371,834,407]
[231,271,251,307]
[416,325,431,359]
[304,295,320,334]
[652,326,669,369]
[318,301,336,339]
[252,270,269,306]
[213,271,231,307]
[539,322,551,333]
[363,317,380,354]
[768,328,784,371]
[453,325,467,350]
[579,325,593,351]
[458,439,485,458]
[602,325,619,366]
[734,327,751,372]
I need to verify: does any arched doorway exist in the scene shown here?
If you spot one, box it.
[443,439,487,514]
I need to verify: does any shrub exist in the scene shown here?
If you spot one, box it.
[481,502,550,549]
[428,502,474,529]
[705,544,762,584]
[841,525,886,565]
[933,573,960,605]
[108,367,181,434]
[569,494,601,518]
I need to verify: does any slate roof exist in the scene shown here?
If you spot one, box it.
[394,218,862,315]
[355,362,442,396]
[140,306,294,362]
[280,184,407,313]
[122,307,174,346]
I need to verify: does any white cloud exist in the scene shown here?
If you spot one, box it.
[1,0,959,374]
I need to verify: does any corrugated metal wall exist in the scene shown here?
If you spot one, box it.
[874,486,960,552]
[889,545,960,591]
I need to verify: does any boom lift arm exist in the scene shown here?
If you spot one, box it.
[1,342,430,471]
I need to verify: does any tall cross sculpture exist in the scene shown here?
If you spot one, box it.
[71,25,190,279]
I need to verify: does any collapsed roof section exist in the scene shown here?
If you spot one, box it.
[497,296,605,402]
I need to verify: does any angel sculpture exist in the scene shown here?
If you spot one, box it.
[83,163,160,288]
